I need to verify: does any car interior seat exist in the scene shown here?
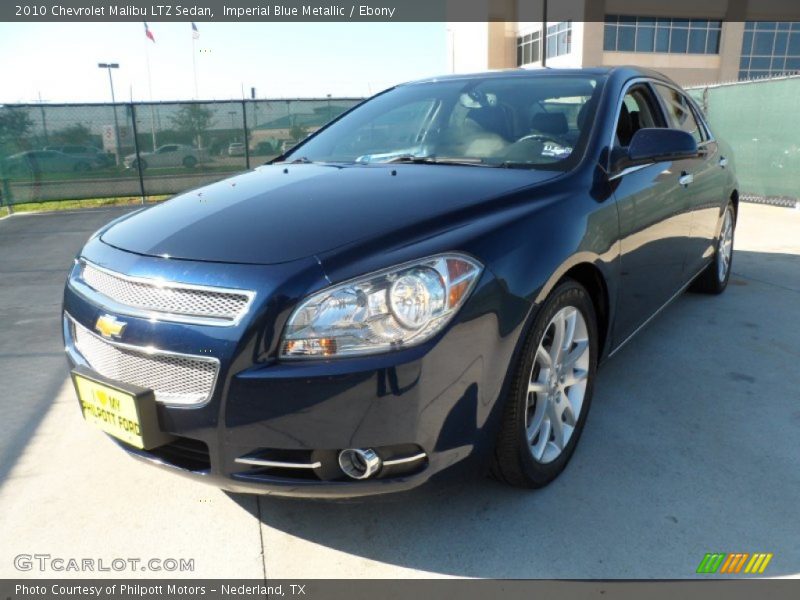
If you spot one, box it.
[530,112,569,138]
[462,106,512,158]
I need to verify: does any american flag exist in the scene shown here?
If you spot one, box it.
[144,22,155,43]
[192,22,199,40]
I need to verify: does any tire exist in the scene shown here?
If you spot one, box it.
[690,202,735,294]
[183,156,198,168]
[132,159,147,171]
[492,279,599,488]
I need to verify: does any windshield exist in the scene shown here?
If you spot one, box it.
[283,74,604,170]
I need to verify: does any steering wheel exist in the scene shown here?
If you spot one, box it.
[514,133,567,147]
[499,132,573,164]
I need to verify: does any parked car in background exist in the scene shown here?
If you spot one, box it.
[252,141,276,156]
[64,67,738,498]
[228,142,246,157]
[280,140,299,153]
[123,144,204,170]
[2,150,94,175]
[44,145,114,168]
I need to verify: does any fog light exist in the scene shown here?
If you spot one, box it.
[338,448,381,480]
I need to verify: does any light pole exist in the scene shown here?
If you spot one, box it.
[228,110,238,142]
[98,62,122,165]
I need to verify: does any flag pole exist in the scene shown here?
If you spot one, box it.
[192,36,198,99]
[144,31,158,151]
[191,23,200,99]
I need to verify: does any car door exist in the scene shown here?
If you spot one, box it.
[610,82,696,346]
[652,84,725,276]
[155,145,178,167]
[34,151,63,172]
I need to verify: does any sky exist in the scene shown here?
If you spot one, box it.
[0,22,447,103]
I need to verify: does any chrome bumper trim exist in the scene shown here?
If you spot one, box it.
[234,457,322,469]
[382,452,427,466]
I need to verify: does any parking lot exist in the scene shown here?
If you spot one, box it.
[0,202,798,579]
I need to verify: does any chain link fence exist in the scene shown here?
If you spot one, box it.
[0,98,362,207]
[688,74,800,208]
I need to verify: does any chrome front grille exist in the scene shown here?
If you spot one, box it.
[69,316,219,406]
[78,260,254,326]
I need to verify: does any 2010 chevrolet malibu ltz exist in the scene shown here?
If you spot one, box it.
[63,67,738,497]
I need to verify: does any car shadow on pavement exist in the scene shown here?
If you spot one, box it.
[237,250,800,578]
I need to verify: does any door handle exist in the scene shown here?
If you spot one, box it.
[719,156,728,168]
[679,172,694,186]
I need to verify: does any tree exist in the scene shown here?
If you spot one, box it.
[289,123,307,142]
[0,108,33,153]
[52,123,91,145]
[170,105,214,148]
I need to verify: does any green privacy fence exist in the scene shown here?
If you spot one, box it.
[688,75,800,206]
[0,98,362,207]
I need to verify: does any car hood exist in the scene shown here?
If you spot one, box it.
[100,163,559,265]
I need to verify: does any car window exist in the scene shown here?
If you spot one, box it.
[614,86,662,147]
[159,145,178,153]
[285,75,604,170]
[331,99,438,160]
[653,84,705,143]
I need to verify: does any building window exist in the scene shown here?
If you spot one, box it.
[739,21,800,80]
[604,16,721,54]
[546,21,572,58]
[516,31,541,66]
[517,22,571,66]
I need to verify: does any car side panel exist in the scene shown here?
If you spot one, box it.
[683,139,726,273]
[610,161,693,345]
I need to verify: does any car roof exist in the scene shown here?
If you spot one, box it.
[400,66,679,88]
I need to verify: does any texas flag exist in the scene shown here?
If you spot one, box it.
[144,22,155,43]
[192,22,200,40]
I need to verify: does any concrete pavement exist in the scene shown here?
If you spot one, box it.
[0,203,798,579]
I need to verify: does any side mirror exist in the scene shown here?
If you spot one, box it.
[613,128,698,172]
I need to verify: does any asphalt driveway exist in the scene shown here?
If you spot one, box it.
[0,202,798,579]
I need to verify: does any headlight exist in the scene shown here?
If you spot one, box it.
[280,253,483,358]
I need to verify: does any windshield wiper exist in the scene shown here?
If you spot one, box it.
[272,156,313,165]
[498,160,540,169]
[383,155,490,167]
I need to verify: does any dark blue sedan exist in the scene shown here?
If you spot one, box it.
[63,67,738,497]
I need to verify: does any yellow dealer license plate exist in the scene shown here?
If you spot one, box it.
[71,367,173,450]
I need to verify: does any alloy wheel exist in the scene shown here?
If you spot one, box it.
[717,208,734,282]
[525,306,590,464]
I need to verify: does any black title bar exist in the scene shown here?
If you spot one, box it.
[3,0,800,22]
[3,579,800,600]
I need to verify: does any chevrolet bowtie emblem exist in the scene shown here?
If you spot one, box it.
[95,314,126,339]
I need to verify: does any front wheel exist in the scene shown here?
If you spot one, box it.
[492,279,598,488]
[690,202,735,294]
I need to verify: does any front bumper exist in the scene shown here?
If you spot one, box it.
[63,239,519,498]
